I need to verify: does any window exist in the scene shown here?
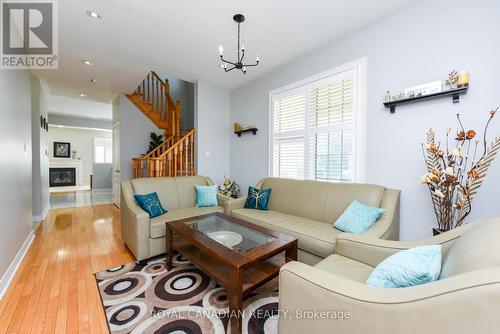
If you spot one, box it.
[94,137,112,163]
[270,60,365,183]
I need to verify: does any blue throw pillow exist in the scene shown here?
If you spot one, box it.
[334,200,385,235]
[195,185,218,207]
[134,192,167,218]
[244,186,272,210]
[366,245,442,288]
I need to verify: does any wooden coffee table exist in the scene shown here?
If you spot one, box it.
[165,212,297,334]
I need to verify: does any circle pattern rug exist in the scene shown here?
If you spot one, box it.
[95,254,279,334]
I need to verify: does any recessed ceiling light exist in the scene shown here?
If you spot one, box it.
[81,59,93,66]
[89,79,96,83]
[58,125,64,128]
[86,10,101,19]
[80,93,87,97]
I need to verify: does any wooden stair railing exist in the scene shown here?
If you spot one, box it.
[127,71,181,139]
[132,136,174,178]
[147,129,196,177]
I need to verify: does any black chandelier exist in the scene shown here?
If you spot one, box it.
[218,14,259,74]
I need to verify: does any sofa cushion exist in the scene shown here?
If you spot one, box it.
[231,209,339,258]
[176,176,213,208]
[367,245,442,288]
[244,186,272,210]
[150,206,223,238]
[334,200,385,235]
[195,185,218,207]
[258,178,331,221]
[131,176,212,210]
[314,254,374,283]
[441,221,500,279]
[134,192,167,218]
[132,177,180,210]
[257,178,386,223]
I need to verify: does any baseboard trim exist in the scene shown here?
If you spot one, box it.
[0,230,35,300]
[32,204,50,223]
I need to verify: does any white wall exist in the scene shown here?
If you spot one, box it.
[0,71,33,293]
[195,81,231,185]
[118,95,160,181]
[48,126,112,185]
[230,0,500,240]
[31,77,50,220]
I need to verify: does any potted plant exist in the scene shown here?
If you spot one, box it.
[420,109,500,234]
[146,132,163,154]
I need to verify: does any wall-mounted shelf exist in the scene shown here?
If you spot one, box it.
[384,87,468,113]
[234,128,258,137]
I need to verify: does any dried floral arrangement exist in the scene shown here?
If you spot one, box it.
[219,176,240,198]
[420,108,500,231]
[445,70,459,89]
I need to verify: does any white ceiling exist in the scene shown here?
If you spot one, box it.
[48,94,113,120]
[34,0,423,104]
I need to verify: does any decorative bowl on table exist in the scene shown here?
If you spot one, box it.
[206,231,243,248]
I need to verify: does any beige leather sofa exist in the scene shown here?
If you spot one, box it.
[278,218,500,334]
[226,177,400,265]
[121,176,228,260]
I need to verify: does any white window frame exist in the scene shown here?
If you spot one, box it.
[268,57,367,182]
[94,137,113,164]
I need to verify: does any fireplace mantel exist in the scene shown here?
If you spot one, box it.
[49,159,84,186]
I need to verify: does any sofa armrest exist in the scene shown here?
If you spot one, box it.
[217,194,233,214]
[225,196,247,215]
[120,181,151,261]
[362,188,400,240]
[279,261,500,334]
[335,222,475,267]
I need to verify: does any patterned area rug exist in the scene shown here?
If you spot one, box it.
[95,254,279,334]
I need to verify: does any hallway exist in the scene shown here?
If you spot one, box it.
[49,189,113,209]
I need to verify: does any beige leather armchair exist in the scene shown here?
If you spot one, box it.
[278,218,500,334]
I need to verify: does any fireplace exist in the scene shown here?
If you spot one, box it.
[49,167,76,187]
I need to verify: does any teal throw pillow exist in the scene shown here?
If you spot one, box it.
[195,185,218,207]
[244,186,272,210]
[334,200,385,235]
[134,192,167,218]
[366,245,442,288]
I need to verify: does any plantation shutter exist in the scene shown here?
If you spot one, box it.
[271,66,359,182]
[307,69,356,182]
[272,91,306,178]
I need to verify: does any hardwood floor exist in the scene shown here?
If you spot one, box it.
[0,204,134,334]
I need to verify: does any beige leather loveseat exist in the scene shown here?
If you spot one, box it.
[226,177,400,265]
[278,218,500,334]
[121,176,227,260]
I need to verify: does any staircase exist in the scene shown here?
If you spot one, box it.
[127,71,196,178]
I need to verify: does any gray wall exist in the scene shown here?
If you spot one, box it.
[31,77,49,220]
[158,75,195,131]
[48,114,112,130]
[195,81,231,185]
[0,71,33,285]
[118,95,160,180]
[230,0,500,240]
